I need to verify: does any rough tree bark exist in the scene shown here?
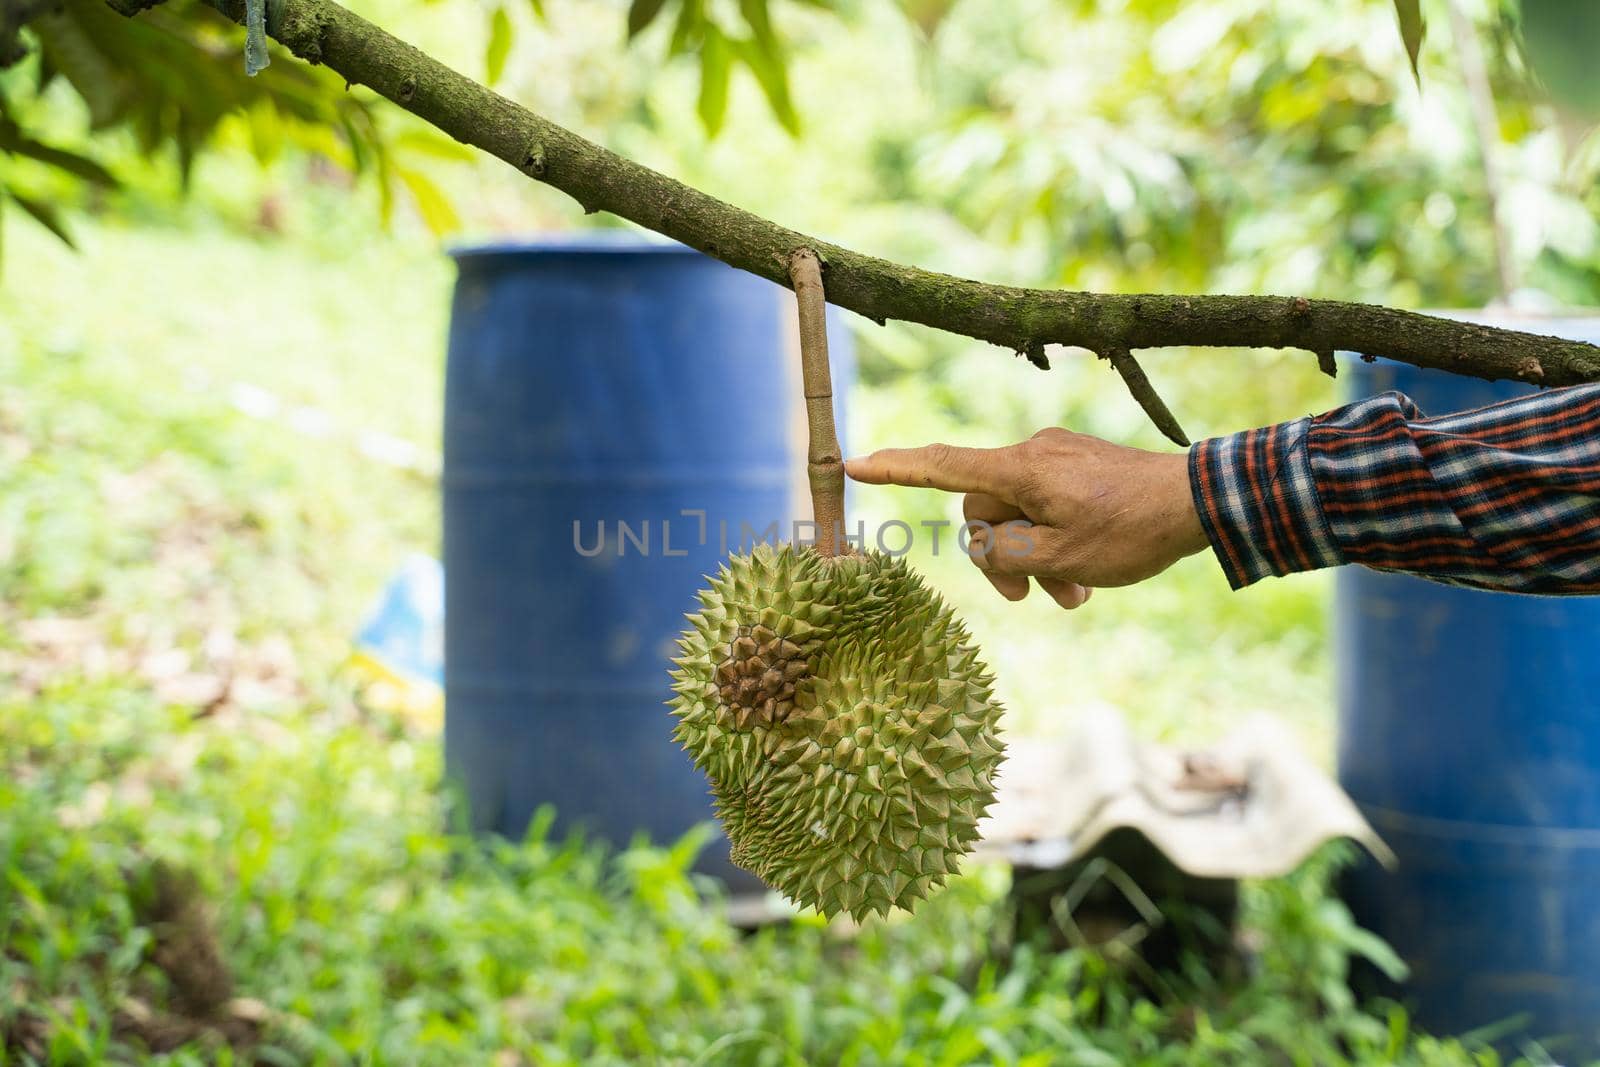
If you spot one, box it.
[111,0,1600,445]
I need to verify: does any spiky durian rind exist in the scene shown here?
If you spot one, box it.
[668,543,1004,921]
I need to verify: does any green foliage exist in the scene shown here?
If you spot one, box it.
[0,94,117,221]
[875,0,1558,304]
[31,0,378,171]
[484,4,512,85]
[0,0,491,244]
[1520,0,1600,118]
[1393,0,1425,82]
[622,0,810,135]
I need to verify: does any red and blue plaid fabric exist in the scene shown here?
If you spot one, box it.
[1189,383,1600,594]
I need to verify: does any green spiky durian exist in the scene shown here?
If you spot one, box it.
[668,542,1005,921]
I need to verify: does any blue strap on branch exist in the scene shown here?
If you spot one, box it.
[244,0,269,75]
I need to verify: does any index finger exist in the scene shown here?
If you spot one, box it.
[844,443,1021,499]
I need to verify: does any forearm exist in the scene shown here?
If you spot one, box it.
[1191,384,1600,594]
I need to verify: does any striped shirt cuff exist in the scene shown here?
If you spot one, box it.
[1189,418,1345,590]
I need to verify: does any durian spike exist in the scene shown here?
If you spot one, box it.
[788,248,847,557]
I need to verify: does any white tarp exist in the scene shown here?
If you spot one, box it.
[977,709,1394,878]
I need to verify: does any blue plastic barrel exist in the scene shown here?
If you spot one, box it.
[1337,316,1600,1049]
[442,235,850,887]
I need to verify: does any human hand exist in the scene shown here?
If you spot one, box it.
[844,428,1210,609]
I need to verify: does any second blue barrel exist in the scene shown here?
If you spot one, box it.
[442,235,850,887]
[1337,315,1600,1049]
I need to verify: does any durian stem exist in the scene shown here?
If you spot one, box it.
[789,248,847,558]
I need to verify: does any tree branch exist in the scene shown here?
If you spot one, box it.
[1103,348,1189,447]
[151,0,1600,436]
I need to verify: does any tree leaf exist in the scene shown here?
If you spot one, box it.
[392,128,478,162]
[30,13,129,128]
[697,26,731,137]
[737,0,775,51]
[339,111,370,174]
[174,115,197,189]
[8,189,76,249]
[486,6,513,86]
[1393,0,1424,84]
[731,36,798,136]
[36,49,56,93]
[0,130,118,187]
[627,0,669,40]
[244,101,282,165]
[668,0,704,56]
[1342,925,1410,983]
[527,0,544,20]
[395,166,460,236]
[898,0,957,38]
[1523,0,1600,119]
[373,134,394,226]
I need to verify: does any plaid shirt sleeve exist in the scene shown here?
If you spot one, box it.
[1188,383,1600,595]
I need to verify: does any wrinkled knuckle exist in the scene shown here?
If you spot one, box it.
[1013,463,1048,505]
[1029,429,1075,456]
[1038,539,1080,575]
[987,549,1025,576]
[1032,434,1068,464]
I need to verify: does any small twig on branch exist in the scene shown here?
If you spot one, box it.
[789,249,846,557]
[111,0,1600,440]
[1103,349,1190,448]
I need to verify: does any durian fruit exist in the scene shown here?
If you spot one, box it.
[668,542,1004,920]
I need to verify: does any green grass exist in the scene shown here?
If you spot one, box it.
[0,219,1548,1064]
